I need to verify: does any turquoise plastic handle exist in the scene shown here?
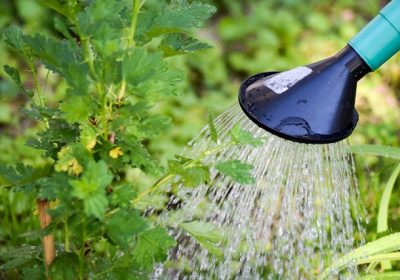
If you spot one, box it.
[349,0,400,71]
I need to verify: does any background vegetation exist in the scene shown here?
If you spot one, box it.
[1,0,399,279]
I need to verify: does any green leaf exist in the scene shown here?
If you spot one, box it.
[121,138,162,175]
[181,165,210,187]
[169,158,210,187]
[106,209,149,246]
[215,160,255,184]
[377,163,400,270]
[60,94,94,123]
[351,145,400,160]
[208,113,218,143]
[70,160,113,219]
[4,65,22,86]
[76,0,126,58]
[378,163,400,234]
[0,257,32,270]
[83,193,108,220]
[122,48,183,99]
[23,33,88,90]
[318,233,400,279]
[180,221,223,260]
[133,227,176,270]
[356,253,400,265]
[26,116,80,159]
[0,163,50,189]
[3,64,33,98]
[38,0,78,21]
[49,253,79,280]
[138,0,217,40]
[230,125,264,147]
[0,244,42,260]
[2,26,27,54]
[110,184,137,208]
[159,33,211,57]
[358,272,400,280]
[54,17,74,40]
[139,115,171,139]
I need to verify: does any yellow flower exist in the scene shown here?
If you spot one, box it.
[85,138,97,151]
[109,147,123,159]
[70,159,83,175]
[55,146,83,175]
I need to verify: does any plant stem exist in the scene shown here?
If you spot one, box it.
[133,174,175,204]
[27,57,49,129]
[133,141,232,203]
[27,57,41,104]
[127,0,141,48]
[37,199,55,278]
[117,0,141,102]
[79,219,86,280]
[64,221,70,252]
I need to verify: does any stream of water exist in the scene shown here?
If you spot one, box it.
[155,104,365,279]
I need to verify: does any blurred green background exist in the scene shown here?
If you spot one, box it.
[1,0,399,271]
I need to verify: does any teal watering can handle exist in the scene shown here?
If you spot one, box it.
[349,0,400,71]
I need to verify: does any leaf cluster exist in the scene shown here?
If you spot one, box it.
[0,0,216,278]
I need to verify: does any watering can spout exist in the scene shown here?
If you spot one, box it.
[239,46,370,144]
[239,0,400,144]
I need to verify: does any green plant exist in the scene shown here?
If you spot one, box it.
[319,145,400,278]
[0,0,257,278]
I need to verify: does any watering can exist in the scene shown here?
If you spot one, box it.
[239,0,400,144]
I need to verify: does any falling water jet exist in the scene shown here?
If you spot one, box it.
[153,2,400,279]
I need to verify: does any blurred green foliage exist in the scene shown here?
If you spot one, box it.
[1,0,400,278]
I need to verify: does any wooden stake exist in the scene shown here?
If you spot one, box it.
[37,200,55,274]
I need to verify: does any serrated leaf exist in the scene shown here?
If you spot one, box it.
[77,0,126,58]
[80,125,97,151]
[122,48,183,99]
[208,112,218,142]
[21,104,57,121]
[83,192,108,220]
[70,160,113,219]
[23,33,88,90]
[133,227,176,270]
[4,65,22,86]
[0,163,50,189]
[2,26,27,54]
[110,184,137,208]
[230,124,264,147]
[168,159,210,187]
[180,221,223,260]
[159,33,211,57]
[54,17,73,40]
[106,209,148,246]
[60,94,94,123]
[137,0,216,41]
[55,146,83,176]
[139,115,171,138]
[215,160,255,185]
[121,138,162,175]
[26,118,80,159]
[3,64,33,98]
[0,244,42,260]
[38,0,79,20]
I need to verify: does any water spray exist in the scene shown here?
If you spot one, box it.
[156,1,400,279]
